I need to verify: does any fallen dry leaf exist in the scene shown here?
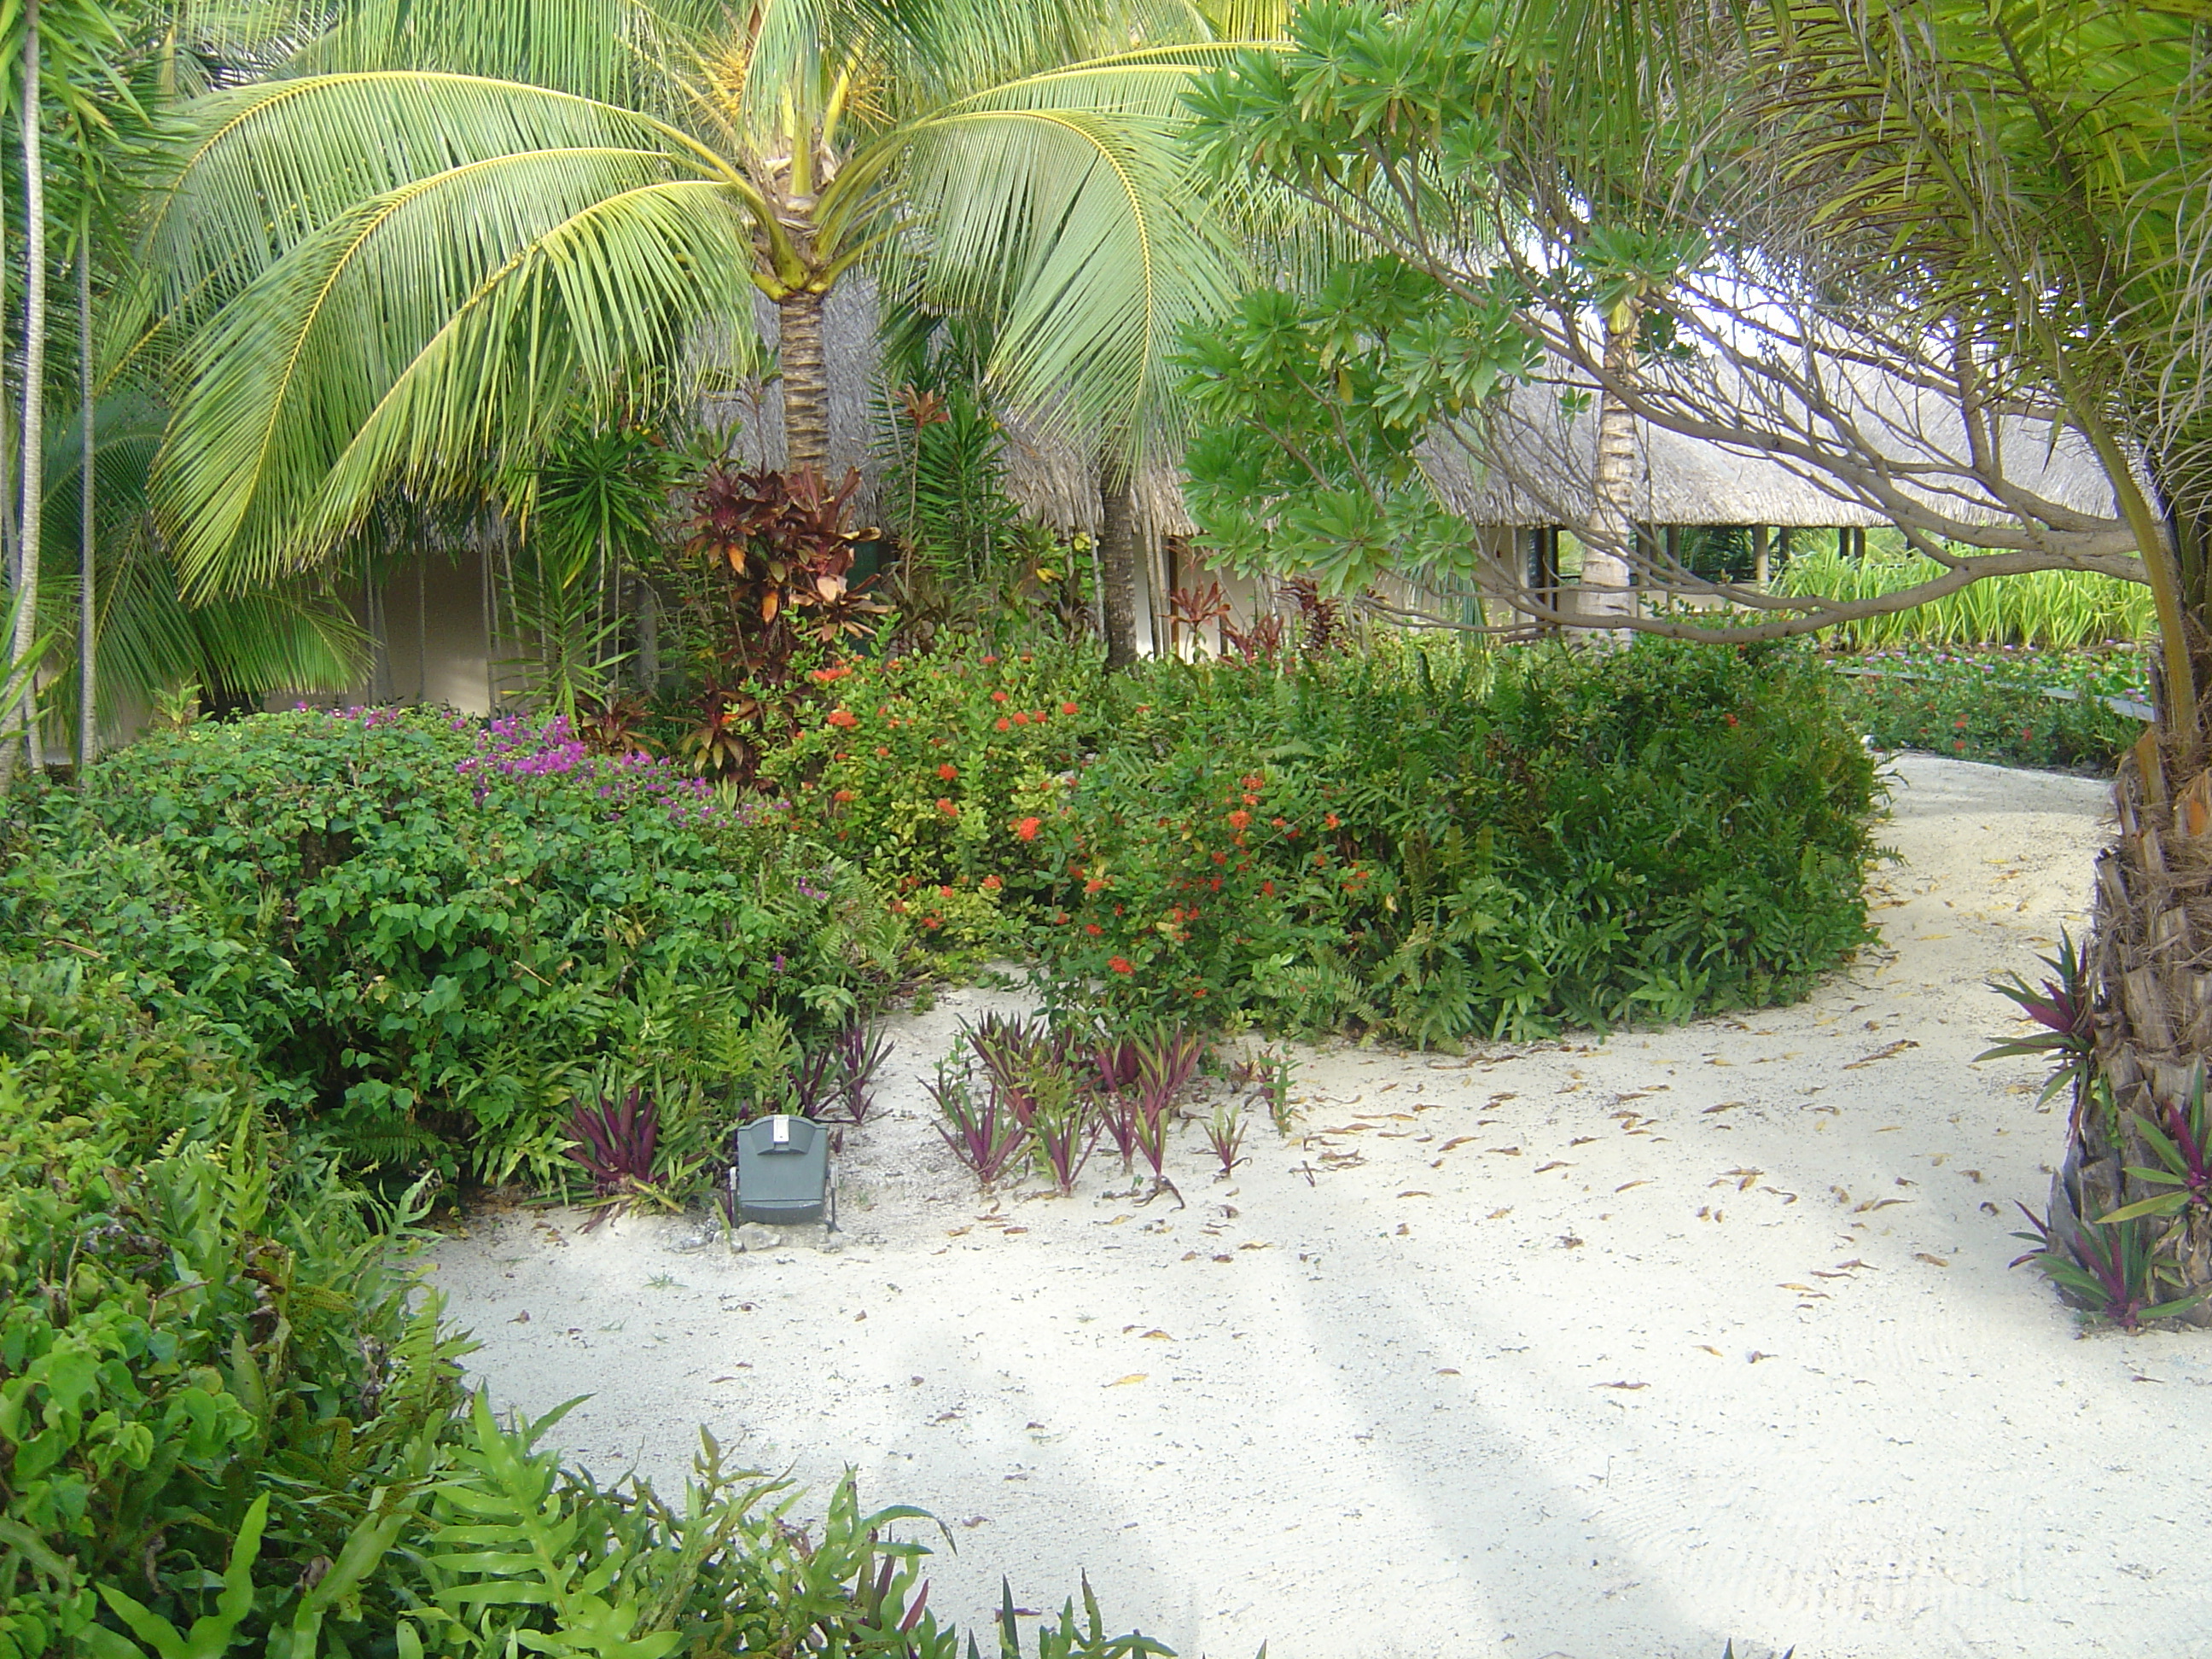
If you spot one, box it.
[1595,1380,1650,1390]
[1487,1207,1513,1220]
[1105,1374,1147,1388]
[1842,1039,1921,1070]
[1435,1367,1461,1376]
[1913,1252,1951,1267]
[1615,1179,1650,1193]
[1535,1162,1569,1173]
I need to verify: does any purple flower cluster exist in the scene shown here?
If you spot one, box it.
[454,713,719,819]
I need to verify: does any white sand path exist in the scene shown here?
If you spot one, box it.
[427,754,2212,1658]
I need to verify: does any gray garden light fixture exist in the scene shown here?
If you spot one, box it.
[728,1115,836,1229]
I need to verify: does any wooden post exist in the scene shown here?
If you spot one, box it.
[1753,524,1771,586]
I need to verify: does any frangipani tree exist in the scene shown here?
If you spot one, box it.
[137,0,1253,604]
[1179,0,2168,637]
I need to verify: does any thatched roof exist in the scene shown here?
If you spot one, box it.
[703,287,2116,547]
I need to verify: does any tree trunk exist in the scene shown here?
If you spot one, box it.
[777,288,830,478]
[1098,457,1139,671]
[1578,302,1638,625]
[13,2,44,774]
[76,218,92,765]
[2060,731,2212,1323]
[634,573,660,695]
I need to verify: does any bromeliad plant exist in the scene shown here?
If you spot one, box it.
[564,1086,689,1217]
[1202,1104,1249,1179]
[1029,1071,1098,1196]
[2010,1202,2208,1330]
[1979,930,2099,1114]
[834,1018,894,1126]
[2099,1067,2212,1226]
[928,1061,1028,1189]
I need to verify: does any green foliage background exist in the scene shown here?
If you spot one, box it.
[5,707,899,1185]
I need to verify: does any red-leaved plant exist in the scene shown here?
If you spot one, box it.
[665,464,888,783]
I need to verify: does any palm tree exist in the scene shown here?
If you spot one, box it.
[137,0,1251,612]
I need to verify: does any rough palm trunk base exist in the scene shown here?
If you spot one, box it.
[2064,736,2212,1321]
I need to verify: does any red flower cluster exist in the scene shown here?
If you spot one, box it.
[1015,817,1042,841]
[826,709,859,729]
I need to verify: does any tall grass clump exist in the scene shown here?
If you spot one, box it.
[1775,545,2153,649]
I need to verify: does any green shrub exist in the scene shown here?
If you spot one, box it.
[1827,646,2150,773]
[760,647,1111,952]
[4,707,899,1181]
[0,972,1165,1659]
[780,637,1881,1041]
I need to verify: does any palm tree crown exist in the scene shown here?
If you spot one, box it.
[142,0,1257,595]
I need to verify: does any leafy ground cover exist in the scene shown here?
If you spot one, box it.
[771,635,1883,1043]
[1826,646,2151,773]
[4,707,899,1186]
[0,958,1166,1658]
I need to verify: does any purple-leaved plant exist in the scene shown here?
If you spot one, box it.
[564,1088,674,1225]
[928,1062,1027,1189]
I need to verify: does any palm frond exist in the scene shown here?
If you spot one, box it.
[895,55,1250,453]
[153,148,758,593]
[143,69,736,320]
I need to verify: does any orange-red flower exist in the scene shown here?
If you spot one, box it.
[937,762,958,781]
[1016,817,1042,841]
[995,718,1011,731]
[936,797,958,816]
[1109,956,1134,975]
[1062,701,1080,716]
[1227,809,1252,830]
[1085,923,1103,935]
[1324,812,1340,829]
[1012,711,1029,725]
[991,690,1009,702]
[826,709,859,729]
[832,789,856,804]
[1085,876,1106,894]
[981,874,1002,892]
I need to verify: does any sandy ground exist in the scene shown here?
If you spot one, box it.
[426,754,2212,1659]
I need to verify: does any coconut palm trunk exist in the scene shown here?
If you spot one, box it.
[1097,457,1139,670]
[12,0,45,773]
[777,288,831,477]
[1577,300,1637,624]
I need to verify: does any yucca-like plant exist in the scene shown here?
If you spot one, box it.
[135,0,1263,601]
